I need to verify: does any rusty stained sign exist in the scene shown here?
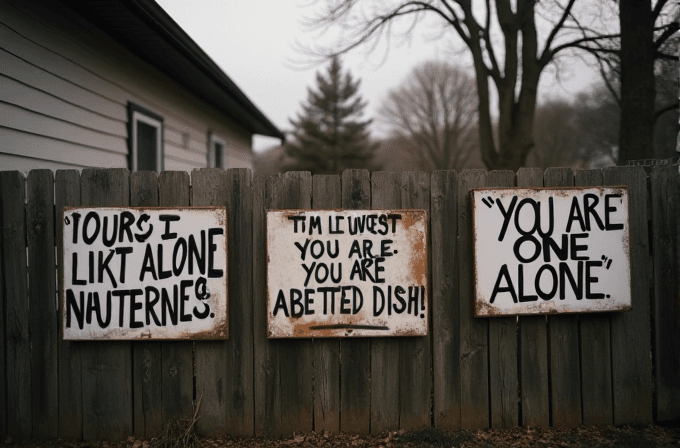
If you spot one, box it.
[472,187,631,317]
[267,209,428,338]
[62,207,228,340]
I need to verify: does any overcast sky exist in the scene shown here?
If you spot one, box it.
[156,0,598,151]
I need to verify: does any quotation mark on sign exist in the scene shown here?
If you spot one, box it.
[64,216,70,225]
[481,196,495,208]
[601,255,613,270]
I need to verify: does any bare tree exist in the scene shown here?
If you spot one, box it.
[378,61,478,171]
[300,0,624,171]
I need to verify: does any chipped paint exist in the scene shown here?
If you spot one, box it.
[61,207,228,340]
[471,187,631,317]
[267,209,428,338]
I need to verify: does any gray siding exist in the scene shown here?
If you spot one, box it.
[0,0,253,173]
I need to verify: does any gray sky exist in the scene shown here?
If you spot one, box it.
[156,0,598,151]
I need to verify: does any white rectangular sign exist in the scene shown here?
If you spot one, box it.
[472,187,631,317]
[62,207,228,340]
[267,210,428,337]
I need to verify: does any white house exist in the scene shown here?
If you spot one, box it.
[0,0,284,173]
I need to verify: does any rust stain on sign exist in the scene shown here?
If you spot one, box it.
[62,207,228,340]
[471,187,631,317]
[267,209,428,338]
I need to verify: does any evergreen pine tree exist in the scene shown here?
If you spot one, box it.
[285,57,379,174]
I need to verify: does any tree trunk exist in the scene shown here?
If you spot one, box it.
[618,0,656,164]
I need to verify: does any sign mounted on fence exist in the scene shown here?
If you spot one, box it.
[266,209,428,338]
[472,187,631,317]
[62,207,228,340]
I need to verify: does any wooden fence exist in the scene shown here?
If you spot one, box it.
[0,166,678,441]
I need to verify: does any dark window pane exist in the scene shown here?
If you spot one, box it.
[214,142,224,169]
[137,121,157,171]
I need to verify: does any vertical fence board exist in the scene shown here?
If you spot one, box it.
[486,170,518,428]
[224,168,254,437]
[1,171,31,439]
[191,168,228,436]
[543,168,582,428]
[431,170,460,431]
[575,169,613,425]
[27,170,59,439]
[603,166,653,424]
[370,172,402,433]
[80,168,132,441]
[56,170,82,439]
[0,176,5,440]
[158,172,194,425]
[253,175,283,437]
[130,172,162,439]
[651,166,680,422]
[339,169,371,434]
[399,172,432,430]
[312,175,341,433]
[457,169,489,429]
[516,167,550,427]
[278,171,314,436]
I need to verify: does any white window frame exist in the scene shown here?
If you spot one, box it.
[128,103,164,173]
[209,133,227,169]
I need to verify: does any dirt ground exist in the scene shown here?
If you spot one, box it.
[3,424,679,448]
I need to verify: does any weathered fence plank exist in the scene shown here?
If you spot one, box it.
[370,172,402,433]
[544,168,582,428]
[56,170,82,440]
[253,175,283,437]
[431,170,460,431]
[457,169,489,429]
[575,169,613,425]
[516,167,550,428]
[312,175,341,433]
[650,166,680,422]
[1,171,31,440]
[340,169,371,434]
[603,166,653,424]
[486,170,518,429]
[400,172,432,430]
[192,168,228,436]
[130,172,163,439]
[80,168,133,441]
[27,170,59,439]
[158,172,194,424]
[278,171,314,436]
[0,176,5,440]
[224,168,255,437]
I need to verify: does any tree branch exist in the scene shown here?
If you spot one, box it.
[540,0,577,64]
[654,22,679,49]
[655,102,678,119]
[652,0,669,21]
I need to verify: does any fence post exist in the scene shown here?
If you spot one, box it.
[340,169,371,433]
[544,168,582,428]
[371,172,402,433]
[486,170,518,428]
[27,170,59,439]
[516,167,550,428]
[457,169,489,429]
[604,166,653,424]
[575,169,614,425]
[253,174,283,437]
[400,171,433,430]
[56,170,82,439]
[80,168,133,441]
[311,174,341,433]
[158,172,194,425]
[130,172,162,439]
[0,171,31,440]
